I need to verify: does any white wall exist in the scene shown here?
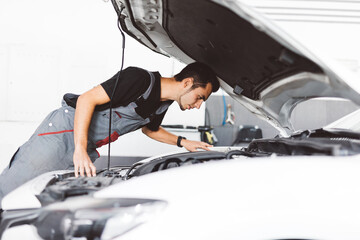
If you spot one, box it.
[0,0,204,171]
[0,0,189,122]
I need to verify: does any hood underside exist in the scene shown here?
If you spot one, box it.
[111,0,360,135]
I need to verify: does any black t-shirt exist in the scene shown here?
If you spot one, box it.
[64,67,172,131]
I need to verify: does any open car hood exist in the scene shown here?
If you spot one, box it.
[111,0,360,136]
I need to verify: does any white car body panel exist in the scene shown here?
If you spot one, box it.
[94,156,360,239]
[325,108,360,132]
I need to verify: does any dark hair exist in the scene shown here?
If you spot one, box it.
[174,62,220,92]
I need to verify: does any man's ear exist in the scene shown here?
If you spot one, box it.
[183,77,194,88]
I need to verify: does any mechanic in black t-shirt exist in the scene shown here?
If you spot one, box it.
[72,62,219,177]
[0,62,219,204]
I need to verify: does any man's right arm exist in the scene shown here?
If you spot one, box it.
[73,85,110,177]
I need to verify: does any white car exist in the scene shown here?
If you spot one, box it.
[1,0,360,239]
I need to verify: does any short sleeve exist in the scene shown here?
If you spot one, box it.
[97,67,150,110]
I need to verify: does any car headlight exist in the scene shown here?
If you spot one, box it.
[100,201,166,239]
[32,197,167,240]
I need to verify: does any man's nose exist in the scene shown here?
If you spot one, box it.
[195,100,203,109]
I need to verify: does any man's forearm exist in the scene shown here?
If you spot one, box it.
[142,126,178,145]
[142,126,212,152]
[74,94,96,151]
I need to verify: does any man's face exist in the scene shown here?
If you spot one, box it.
[179,82,213,111]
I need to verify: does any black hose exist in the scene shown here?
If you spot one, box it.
[123,162,144,180]
[106,7,126,173]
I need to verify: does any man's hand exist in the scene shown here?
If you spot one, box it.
[181,139,213,152]
[73,148,96,177]
[142,126,213,152]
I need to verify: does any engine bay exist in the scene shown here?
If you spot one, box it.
[35,128,360,206]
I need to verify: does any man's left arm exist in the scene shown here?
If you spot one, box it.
[142,126,212,152]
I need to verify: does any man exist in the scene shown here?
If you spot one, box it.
[0,62,219,205]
